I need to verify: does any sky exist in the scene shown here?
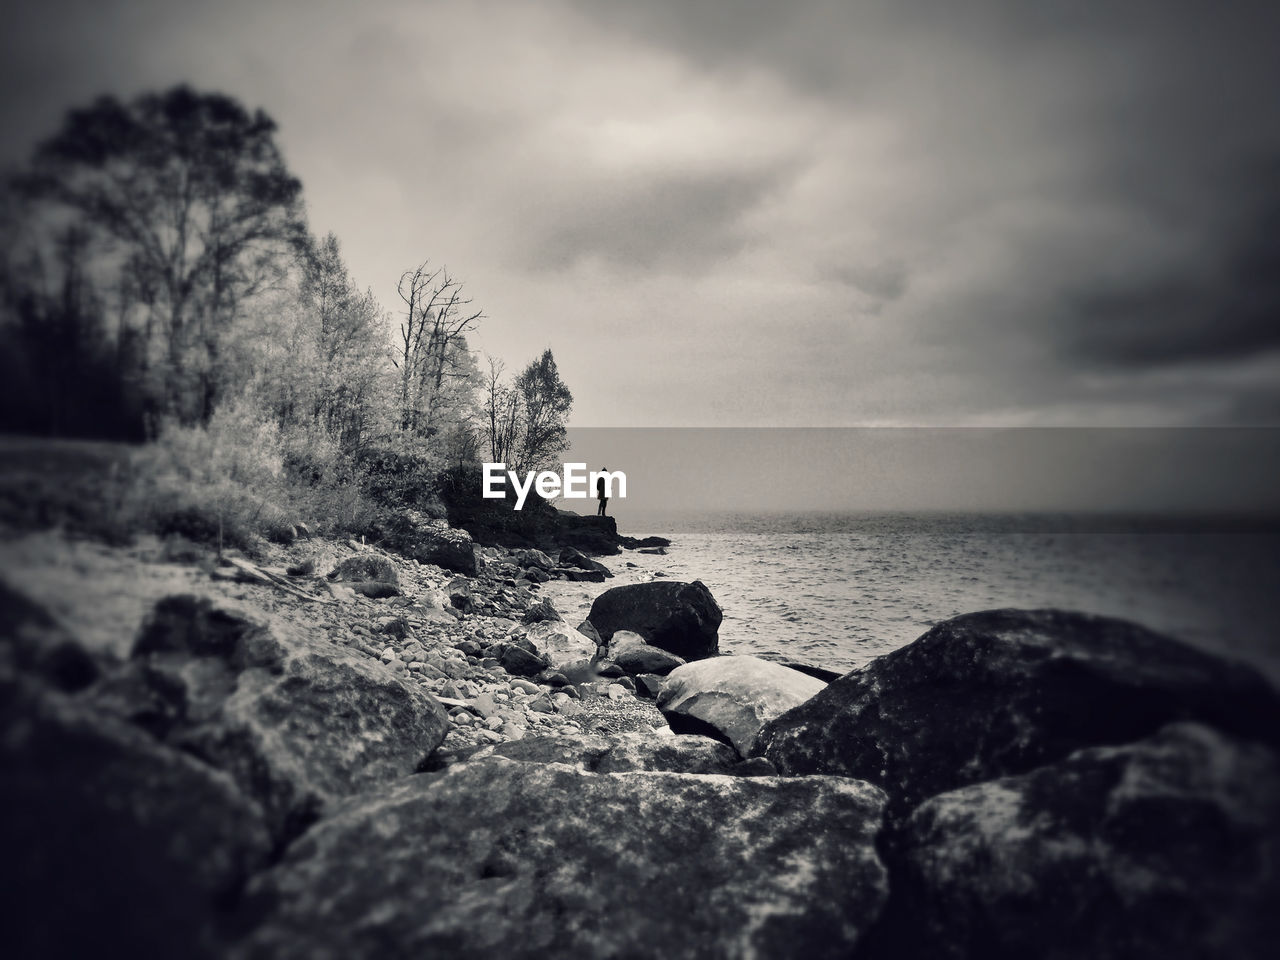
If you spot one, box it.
[2,0,1279,430]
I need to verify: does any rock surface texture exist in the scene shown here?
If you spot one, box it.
[754,608,1280,816]
[586,580,722,661]
[241,758,890,960]
[867,723,1280,960]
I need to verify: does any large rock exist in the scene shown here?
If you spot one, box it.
[872,723,1280,960]
[523,619,596,668]
[550,510,622,555]
[606,629,687,676]
[559,545,613,578]
[371,510,478,574]
[242,758,889,959]
[754,608,1280,817]
[466,731,741,774]
[659,656,826,756]
[586,580,722,661]
[117,593,450,843]
[2,677,271,959]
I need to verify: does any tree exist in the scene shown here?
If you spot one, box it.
[394,260,483,437]
[514,348,573,472]
[13,85,307,424]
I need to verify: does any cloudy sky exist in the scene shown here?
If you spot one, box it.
[3,0,1279,428]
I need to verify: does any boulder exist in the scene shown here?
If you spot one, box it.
[2,678,271,959]
[370,511,478,574]
[754,608,1280,817]
[467,731,741,774]
[873,723,1280,960]
[521,597,561,624]
[514,548,556,571]
[659,656,826,756]
[242,758,889,959]
[524,619,596,668]
[586,580,722,661]
[614,643,686,677]
[326,554,397,585]
[559,545,614,578]
[634,673,667,699]
[117,593,450,844]
[550,510,622,555]
[446,576,474,614]
[500,644,550,678]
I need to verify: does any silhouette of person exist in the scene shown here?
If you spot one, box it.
[596,469,609,517]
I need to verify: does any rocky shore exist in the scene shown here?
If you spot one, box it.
[3,517,1279,959]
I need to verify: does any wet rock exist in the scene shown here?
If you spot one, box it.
[754,609,1280,818]
[242,758,889,959]
[873,723,1280,960]
[118,594,450,844]
[2,678,271,959]
[587,580,722,661]
[659,656,825,756]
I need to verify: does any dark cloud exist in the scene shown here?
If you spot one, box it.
[519,163,795,275]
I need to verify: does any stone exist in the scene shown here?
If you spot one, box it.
[521,597,561,624]
[374,616,410,638]
[285,558,315,577]
[521,567,551,584]
[658,656,825,757]
[514,548,556,571]
[118,594,450,845]
[586,580,722,661]
[559,545,614,578]
[874,723,1280,960]
[2,678,272,959]
[523,619,597,668]
[472,731,740,774]
[447,576,475,614]
[753,608,1280,818]
[0,580,103,693]
[350,580,402,599]
[241,758,889,959]
[613,643,686,677]
[576,619,603,646]
[326,554,398,585]
[553,566,609,583]
[500,645,548,678]
[634,673,667,700]
[370,511,478,575]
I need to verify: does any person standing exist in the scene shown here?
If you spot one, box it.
[596,468,609,517]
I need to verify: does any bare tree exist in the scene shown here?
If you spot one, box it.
[393,260,483,437]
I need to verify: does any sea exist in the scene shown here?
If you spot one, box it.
[539,512,1280,686]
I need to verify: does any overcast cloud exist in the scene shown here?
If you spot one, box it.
[3,0,1278,426]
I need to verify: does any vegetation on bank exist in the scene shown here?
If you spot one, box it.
[0,86,575,549]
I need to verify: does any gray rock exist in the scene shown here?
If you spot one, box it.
[371,511,477,575]
[470,731,740,773]
[242,758,889,959]
[559,545,614,578]
[521,597,561,624]
[754,608,1280,818]
[659,656,826,756]
[587,580,722,661]
[524,620,597,668]
[326,554,398,585]
[876,723,1280,960]
[2,677,271,959]
[500,644,550,678]
[120,594,450,844]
